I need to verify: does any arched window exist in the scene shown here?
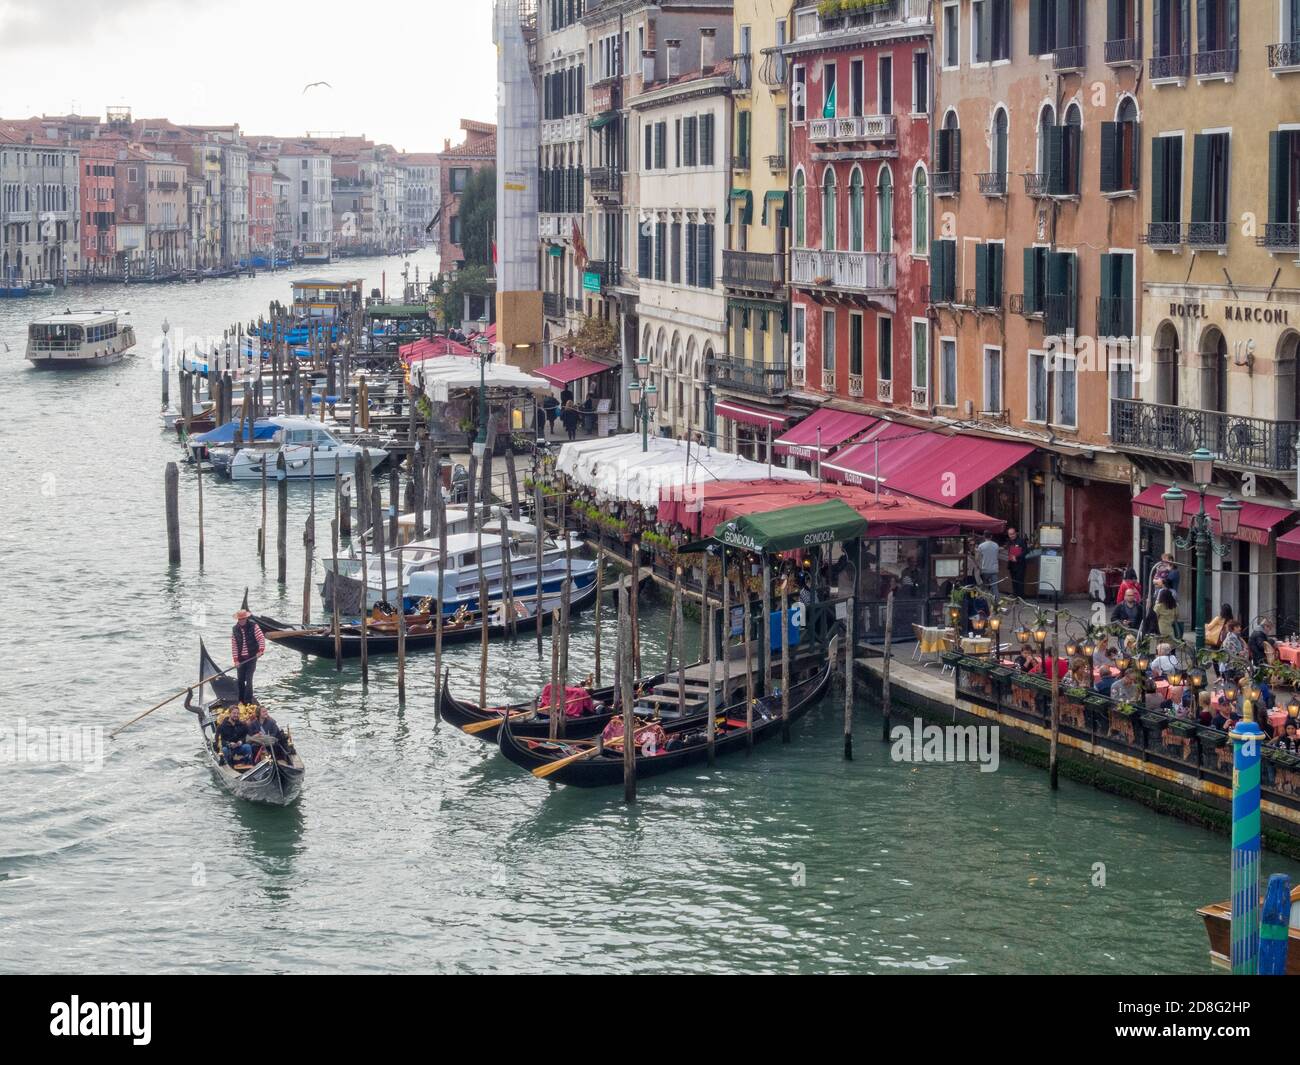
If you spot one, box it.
[849,167,865,252]
[911,165,928,254]
[793,169,806,248]
[876,167,893,254]
[821,168,837,251]
[991,108,1009,177]
[1037,104,1056,174]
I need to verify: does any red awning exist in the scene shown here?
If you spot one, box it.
[657,478,1003,540]
[1131,484,1295,546]
[534,356,612,388]
[1279,527,1300,562]
[823,427,1034,506]
[773,408,877,459]
[715,399,791,429]
[401,336,473,361]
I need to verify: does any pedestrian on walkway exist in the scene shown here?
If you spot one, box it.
[1005,526,1028,597]
[976,532,1001,592]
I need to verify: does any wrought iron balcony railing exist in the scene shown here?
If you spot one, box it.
[1144,221,1184,247]
[732,154,750,172]
[1187,221,1228,247]
[722,249,784,291]
[1053,44,1086,71]
[932,170,960,196]
[1259,222,1300,251]
[1111,398,1300,473]
[729,54,753,90]
[1150,51,1191,80]
[978,172,1007,197]
[708,354,787,396]
[766,153,787,171]
[1269,41,1300,70]
[758,46,787,88]
[1195,48,1239,77]
[1023,172,1049,198]
[1105,37,1143,66]
[543,291,565,319]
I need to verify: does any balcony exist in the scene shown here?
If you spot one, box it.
[1150,51,1190,82]
[977,172,1007,197]
[821,367,836,391]
[543,291,565,319]
[1023,172,1049,198]
[722,249,785,292]
[729,54,753,91]
[1052,44,1086,72]
[1143,221,1184,248]
[758,46,787,88]
[876,377,892,403]
[1195,48,1239,79]
[1259,223,1300,252]
[589,167,621,203]
[846,373,865,398]
[1111,398,1300,474]
[791,363,806,386]
[584,259,619,291]
[766,153,787,171]
[1009,293,1041,318]
[932,170,960,197]
[1187,221,1228,248]
[1044,294,1077,337]
[708,355,787,397]
[1269,42,1300,72]
[808,115,897,146]
[966,288,1002,313]
[590,77,619,116]
[732,154,750,172]
[790,249,896,298]
[1105,37,1143,67]
[911,385,928,410]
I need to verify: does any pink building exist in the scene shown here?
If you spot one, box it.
[248,158,274,255]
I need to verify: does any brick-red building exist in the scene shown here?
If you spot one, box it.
[79,138,120,271]
[435,119,495,271]
[248,157,274,255]
[784,2,931,425]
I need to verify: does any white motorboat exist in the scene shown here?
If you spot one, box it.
[228,416,387,481]
[26,309,135,369]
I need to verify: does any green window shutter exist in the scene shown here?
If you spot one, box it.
[936,129,949,173]
[685,223,697,286]
[1151,137,1168,224]
[1024,248,1039,314]
[951,129,962,175]
[946,240,958,302]
[1268,131,1287,225]
[1119,254,1134,334]
[1128,122,1141,191]
[1047,126,1066,195]
[979,3,992,61]
[930,240,943,300]
[1065,124,1081,194]
[1056,0,1073,48]
[1100,122,1119,193]
[639,229,651,278]
[1029,0,1043,54]
[1190,133,1211,224]
[1196,0,1209,53]
[1106,0,1124,40]
[975,243,989,307]
[991,243,1004,304]
[1099,253,1115,335]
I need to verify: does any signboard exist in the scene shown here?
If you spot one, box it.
[583,270,602,293]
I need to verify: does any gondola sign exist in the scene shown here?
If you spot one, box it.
[711,499,867,556]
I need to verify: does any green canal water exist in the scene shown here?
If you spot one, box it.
[2,250,1292,973]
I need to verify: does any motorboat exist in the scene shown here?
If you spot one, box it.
[227,416,387,481]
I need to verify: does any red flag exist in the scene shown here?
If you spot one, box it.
[491,240,497,264]
[572,219,588,269]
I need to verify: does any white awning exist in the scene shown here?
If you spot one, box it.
[413,355,547,401]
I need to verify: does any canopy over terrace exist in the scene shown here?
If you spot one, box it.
[556,435,813,508]
[659,479,1004,538]
[410,354,547,402]
[533,354,614,390]
[399,336,472,361]
[713,500,868,555]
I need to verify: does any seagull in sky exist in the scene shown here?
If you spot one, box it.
[302,81,333,94]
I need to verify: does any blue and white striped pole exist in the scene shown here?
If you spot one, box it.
[1260,873,1292,976]
[1230,720,1264,975]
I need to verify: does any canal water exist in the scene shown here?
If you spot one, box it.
[2,251,1292,974]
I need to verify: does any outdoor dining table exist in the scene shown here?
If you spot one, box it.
[1278,643,1300,667]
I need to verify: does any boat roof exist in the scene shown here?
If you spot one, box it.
[292,278,360,288]
[267,415,342,432]
[403,520,546,555]
[397,507,469,527]
[30,309,125,324]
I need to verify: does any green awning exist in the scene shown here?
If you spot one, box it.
[589,113,617,130]
[762,190,789,227]
[726,187,753,226]
[712,500,868,555]
[365,303,432,319]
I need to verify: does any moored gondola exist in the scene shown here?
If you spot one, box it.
[497,660,833,786]
[255,577,598,659]
[183,640,305,805]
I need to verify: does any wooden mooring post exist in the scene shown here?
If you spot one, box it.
[276,452,287,584]
[165,462,181,564]
[880,591,895,744]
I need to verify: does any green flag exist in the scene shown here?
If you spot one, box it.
[823,81,836,119]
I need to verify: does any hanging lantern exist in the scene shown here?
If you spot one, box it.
[1033,626,1048,645]
[1191,669,1207,689]
[972,615,987,632]
[1015,627,1030,644]
[1065,641,1079,657]
[989,616,1002,633]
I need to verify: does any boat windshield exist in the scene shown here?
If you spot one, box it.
[28,323,83,351]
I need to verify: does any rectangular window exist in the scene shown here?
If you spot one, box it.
[850,60,865,118]
[878,317,893,381]
[1028,0,1059,55]
[1055,354,1078,428]
[1028,351,1049,423]
[776,109,787,158]
[991,0,1011,59]
[983,346,1003,412]
[878,56,892,114]
[675,119,682,168]
[644,123,653,171]
[1099,251,1136,337]
[822,308,836,383]
[912,51,929,114]
[685,222,697,286]
[671,222,682,284]
[849,312,864,376]
[1045,250,1078,337]
[823,62,837,117]
[1100,118,1141,193]
[930,238,957,302]
[451,168,469,192]
[793,66,807,123]
[695,222,714,288]
[1267,130,1300,234]
[792,304,806,376]
[912,320,929,398]
[639,226,652,278]
[942,3,959,68]
[684,116,698,166]
[974,242,1004,309]
[1190,131,1230,244]
[654,221,666,280]
[972,0,991,63]
[1151,134,1184,227]
[699,114,715,165]
[1022,246,1049,314]
[939,337,957,406]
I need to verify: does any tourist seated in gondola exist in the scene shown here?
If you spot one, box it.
[248,705,291,762]
[217,708,254,766]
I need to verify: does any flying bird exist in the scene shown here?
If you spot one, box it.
[302,81,333,94]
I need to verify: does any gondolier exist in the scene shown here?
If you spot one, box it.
[231,609,266,703]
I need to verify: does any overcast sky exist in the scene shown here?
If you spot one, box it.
[0,0,499,152]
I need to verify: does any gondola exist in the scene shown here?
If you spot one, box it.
[497,660,833,786]
[254,577,599,659]
[182,640,305,805]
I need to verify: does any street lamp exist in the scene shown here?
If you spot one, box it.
[628,355,657,452]
[1162,453,1243,649]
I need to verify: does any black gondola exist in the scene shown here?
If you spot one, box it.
[255,577,598,659]
[183,640,305,805]
[497,660,833,786]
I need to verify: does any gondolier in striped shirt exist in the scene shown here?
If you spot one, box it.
[231,609,266,704]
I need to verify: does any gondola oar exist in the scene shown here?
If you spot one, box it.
[462,709,537,735]
[109,663,239,738]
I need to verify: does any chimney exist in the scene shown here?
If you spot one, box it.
[665,39,681,79]
[642,48,656,85]
[700,28,717,74]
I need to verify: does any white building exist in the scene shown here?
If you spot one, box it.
[221,143,249,264]
[0,128,80,283]
[629,47,731,440]
[282,149,332,251]
[397,153,440,247]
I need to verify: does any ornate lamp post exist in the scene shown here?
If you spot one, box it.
[628,355,658,452]
[1161,448,1243,649]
